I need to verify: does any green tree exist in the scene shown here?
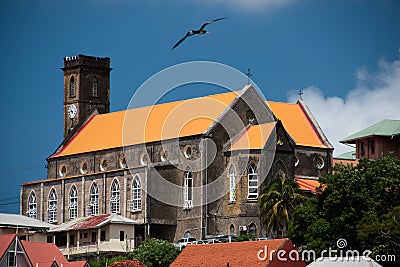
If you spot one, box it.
[288,156,400,262]
[128,238,179,267]
[259,176,305,237]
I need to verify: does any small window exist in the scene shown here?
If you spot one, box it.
[100,159,108,172]
[70,76,75,98]
[92,77,98,97]
[230,225,235,236]
[7,251,15,267]
[100,231,106,241]
[84,233,88,238]
[59,165,67,177]
[183,145,192,159]
[315,156,325,170]
[120,231,125,241]
[160,149,168,162]
[370,140,375,154]
[80,162,88,174]
[47,236,53,243]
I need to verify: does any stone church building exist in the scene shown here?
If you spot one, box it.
[20,54,333,244]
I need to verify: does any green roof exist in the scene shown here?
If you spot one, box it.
[335,150,357,160]
[341,119,400,143]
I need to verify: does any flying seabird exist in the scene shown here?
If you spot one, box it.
[171,17,228,50]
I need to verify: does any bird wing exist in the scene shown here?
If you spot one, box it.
[199,17,228,31]
[171,32,191,50]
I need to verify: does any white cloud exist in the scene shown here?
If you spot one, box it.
[190,0,298,13]
[288,51,400,156]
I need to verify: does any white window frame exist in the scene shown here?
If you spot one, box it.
[89,183,99,216]
[132,176,141,211]
[47,189,57,223]
[27,192,37,219]
[229,166,236,202]
[110,180,120,214]
[247,164,258,200]
[183,168,193,209]
[69,186,78,219]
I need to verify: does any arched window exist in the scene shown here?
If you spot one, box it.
[92,77,98,97]
[132,176,141,211]
[184,231,192,238]
[27,192,37,219]
[89,183,99,216]
[69,186,78,219]
[230,224,235,236]
[183,168,193,209]
[47,189,57,223]
[229,166,236,202]
[248,164,258,200]
[249,223,256,237]
[110,179,120,214]
[70,76,75,97]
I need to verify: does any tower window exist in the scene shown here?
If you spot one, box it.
[229,166,236,203]
[70,76,75,98]
[92,77,98,97]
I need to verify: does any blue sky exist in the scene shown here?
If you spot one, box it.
[1,0,400,213]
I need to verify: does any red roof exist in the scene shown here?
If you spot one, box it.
[72,214,110,229]
[0,234,15,259]
[170,239,305,267]
[21,240,87,267]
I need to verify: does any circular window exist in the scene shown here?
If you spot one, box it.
[120,156,127,169]
[315,156,325,170]
[80,162,88,174]
[140,153,149,166]
[100,159,108,172]
[160,149,168,162]
[183,145,192,159]
[294,156,299,167]
[59,165,67,177]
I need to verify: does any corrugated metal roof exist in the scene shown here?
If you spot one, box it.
[0,213,53,229]
[49,214,140,233]
[341,119,400,143]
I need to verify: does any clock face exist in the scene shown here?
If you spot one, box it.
[67,104,77,119]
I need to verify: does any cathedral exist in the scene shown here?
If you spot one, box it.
[20,54,333,246]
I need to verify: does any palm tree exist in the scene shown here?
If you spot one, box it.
[259,176,305,238]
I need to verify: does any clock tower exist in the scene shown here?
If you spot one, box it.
[62,55,111,138]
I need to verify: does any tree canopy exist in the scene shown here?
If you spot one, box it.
[288,156,400,265]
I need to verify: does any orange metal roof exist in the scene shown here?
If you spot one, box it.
[229,122,276,151]
[171,239,305,267]
[52,91,239,157]
[267,101,327,148]
[295,178,322,194]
